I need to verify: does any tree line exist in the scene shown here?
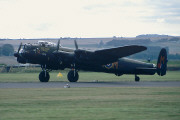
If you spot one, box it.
[0,44,14,56]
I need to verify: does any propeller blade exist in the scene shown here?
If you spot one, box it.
[73,40,78,72]
[57,39,60,51]
[74,40,78,50]
[18,42,22,53]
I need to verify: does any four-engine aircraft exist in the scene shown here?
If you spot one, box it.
[14,40,167,82]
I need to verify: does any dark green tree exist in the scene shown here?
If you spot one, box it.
[2,44,14,56]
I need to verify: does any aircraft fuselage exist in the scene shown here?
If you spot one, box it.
[77,58,156,76]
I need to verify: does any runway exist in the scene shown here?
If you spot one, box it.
[0,81,180,88]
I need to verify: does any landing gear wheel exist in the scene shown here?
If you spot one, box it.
[39,71,50,82]
[67,70,79,82]
[135,75,140,82]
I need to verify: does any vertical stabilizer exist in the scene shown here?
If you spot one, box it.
[157,48,167,76]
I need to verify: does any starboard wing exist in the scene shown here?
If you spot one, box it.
[93,45,147,65]
[75,45,147,65]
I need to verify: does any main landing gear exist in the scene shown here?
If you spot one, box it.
[67,70,79,82]
[135,75,140,82]
[39,65,50,82]
[67,63,79,82]
[39,71,50,82]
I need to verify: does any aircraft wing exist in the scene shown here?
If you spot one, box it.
[93,45,147,65]
[75,45,147,65]
[95,45,146,58]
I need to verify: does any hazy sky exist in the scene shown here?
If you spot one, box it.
[0,0,180,38]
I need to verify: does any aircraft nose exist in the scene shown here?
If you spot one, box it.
[14,48,24,57]
[14,52,19,57]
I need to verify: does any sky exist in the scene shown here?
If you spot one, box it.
[0,0,180,38]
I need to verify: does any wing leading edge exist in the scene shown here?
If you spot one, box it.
[95,45,146,58]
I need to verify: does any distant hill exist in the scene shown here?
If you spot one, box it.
[0,34,180,60]
[136,34,170,38]
[105,39,152,46]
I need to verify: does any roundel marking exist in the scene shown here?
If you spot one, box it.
[105,64,113,69]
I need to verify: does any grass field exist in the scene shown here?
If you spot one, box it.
[0,71,180,83]
[0,87,180,120]
[0,70,180,119]
[167,60,180,67]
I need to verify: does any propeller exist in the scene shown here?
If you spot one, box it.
[18,42,22,53]
[14,42,22,57]
[57,39,60,52]
[74,39,78,50]
[14,42,26,63]
[72,39,79,76]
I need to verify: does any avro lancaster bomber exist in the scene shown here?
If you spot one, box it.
[14,40,167,82]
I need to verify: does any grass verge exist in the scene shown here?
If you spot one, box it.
[0,71,180,82]
[0,87,180,120]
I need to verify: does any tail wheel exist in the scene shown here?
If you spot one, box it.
[135,75,140,82]
[67,70,79,82]
[39,71,50,82]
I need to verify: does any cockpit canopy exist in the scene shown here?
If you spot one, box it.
[21,41,57,53]
[23,41,56,49]
[37,41,56,47]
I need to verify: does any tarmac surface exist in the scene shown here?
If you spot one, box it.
[0,81,180,88]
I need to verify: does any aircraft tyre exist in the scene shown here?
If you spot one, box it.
[135,75,140,82]
[67,70,79,82]
[39,71,50,82]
